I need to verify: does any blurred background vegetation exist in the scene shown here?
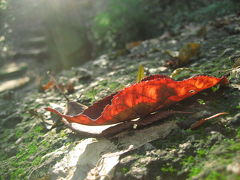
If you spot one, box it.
[0,0,239,71]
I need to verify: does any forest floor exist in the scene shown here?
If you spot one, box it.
[0,11,240,180]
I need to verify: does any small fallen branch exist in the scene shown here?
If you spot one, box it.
[190,112,229,130]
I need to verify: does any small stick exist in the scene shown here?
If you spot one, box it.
[47,71,70,102]
[190,112,229,130]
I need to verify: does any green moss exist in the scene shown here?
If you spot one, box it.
[10,168,25,180]
[196,149,207,157]
[205,171,226,180]
[227,175,240,180]
[32,156,42,166]
[211,85,220,93]
[182,156,195,166]
[84,88,98,103]
[224,138,235,145]
[108,81,122,91]
[41,140,51,147]
[193,56,231,76]
[33,125,44,134]
[160,165,177,173]
[98,80,123,91]
[197,99,206,105]
[228,142,240,151]
[16,142,38,162]
[15,129,23,138]
[59,130,67,138]
[121,167,130,174]
[0,152,8,161]
[173,71,193,81]
[0,122,55,178]
[97,80,108,87]
[188,167,202,178]
[236,128,240,139]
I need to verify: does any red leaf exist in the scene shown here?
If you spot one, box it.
[41,80,55,91]
[46,75,228,126]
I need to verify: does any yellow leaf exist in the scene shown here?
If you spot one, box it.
[178,42,201,65]
[136,64,145,83]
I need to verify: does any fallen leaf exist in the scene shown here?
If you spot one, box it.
[165,42,201,67]
[42,72,75,94]
[41,81,55,91]
[178,42,201,65]
[59,110,191,137]
[46,74,228,128]
[126,41,142,50]
[136,64,145,83]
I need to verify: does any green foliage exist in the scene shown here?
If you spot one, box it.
[93,0,156,51]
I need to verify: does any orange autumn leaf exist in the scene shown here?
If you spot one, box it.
[46,74,228,126]
[41,81,55,91]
